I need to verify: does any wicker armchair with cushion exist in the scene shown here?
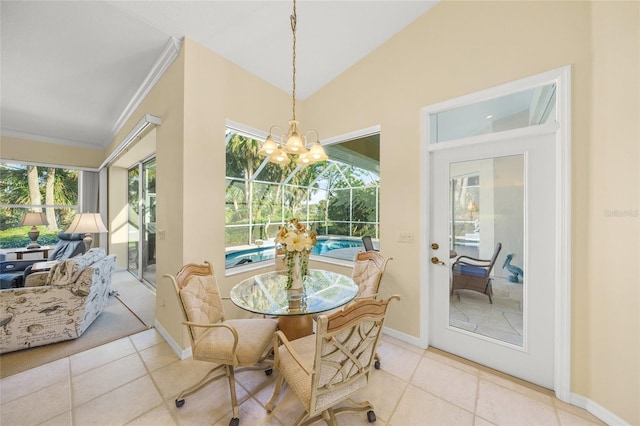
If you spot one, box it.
[266,295,399,425]
[451,242,502,303]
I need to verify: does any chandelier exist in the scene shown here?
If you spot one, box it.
[258,0,328,166]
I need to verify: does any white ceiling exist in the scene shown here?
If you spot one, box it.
[1,1,437,151]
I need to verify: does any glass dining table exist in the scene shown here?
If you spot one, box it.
[230,269,358,340]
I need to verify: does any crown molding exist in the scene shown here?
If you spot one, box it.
[109,37,181,140]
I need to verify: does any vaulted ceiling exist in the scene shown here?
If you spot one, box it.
[1,1,437,151]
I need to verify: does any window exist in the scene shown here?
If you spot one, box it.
[429,83,557,143]
[0,162,79,249]
[225,127,380,270]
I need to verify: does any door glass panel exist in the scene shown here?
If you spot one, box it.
[430,83,556,143]
[449,155,524,346]
[142,158,156,287]
[127,167,139,274]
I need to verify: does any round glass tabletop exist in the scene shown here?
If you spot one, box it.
[230,269,358,316]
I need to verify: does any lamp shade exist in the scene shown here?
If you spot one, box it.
[19,212,49,227]
[65,213,108,234]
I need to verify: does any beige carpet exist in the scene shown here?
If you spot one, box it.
[0,295,148,379]
[111,270,156,328]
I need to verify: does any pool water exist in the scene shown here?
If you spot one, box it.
[226,237,365,268]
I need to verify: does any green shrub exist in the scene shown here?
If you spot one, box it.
[0,227,60,249]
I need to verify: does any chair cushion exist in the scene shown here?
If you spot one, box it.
[352,260,382,298]
[276,334,316,407]
[180,275,225,340]
[453,264,487,278]
[193,318,277,366]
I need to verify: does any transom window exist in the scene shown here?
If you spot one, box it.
[225,126,380,270]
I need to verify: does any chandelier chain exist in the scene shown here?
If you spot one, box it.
[291,0,297,121]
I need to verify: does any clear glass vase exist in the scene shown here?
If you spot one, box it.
[286,251,308,290]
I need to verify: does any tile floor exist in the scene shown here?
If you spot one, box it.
[0,329,606,426]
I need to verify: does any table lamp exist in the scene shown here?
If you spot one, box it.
[65,213,108,251]
[20,212,49,249]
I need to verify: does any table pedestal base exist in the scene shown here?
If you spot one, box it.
[278,315,313,341]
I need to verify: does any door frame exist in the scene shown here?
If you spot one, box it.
[419,66,571,400]
[127,153,157,288]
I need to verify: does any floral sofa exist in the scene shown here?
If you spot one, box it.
[0,248,116,354]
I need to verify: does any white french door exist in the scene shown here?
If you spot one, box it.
[428,131,557,388]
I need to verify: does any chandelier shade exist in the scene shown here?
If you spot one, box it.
[258,0,327,166]
[258,136,279,156]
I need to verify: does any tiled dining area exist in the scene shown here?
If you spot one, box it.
[0,328,605,426]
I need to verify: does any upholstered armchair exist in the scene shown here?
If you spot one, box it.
[0,248,116,353]
[164,261,277,426]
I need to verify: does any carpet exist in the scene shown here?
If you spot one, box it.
[110,271,156,328]
[0,295,148,379]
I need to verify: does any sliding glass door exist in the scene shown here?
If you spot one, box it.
[127,157,156,287]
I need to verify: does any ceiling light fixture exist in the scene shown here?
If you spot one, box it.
[258,0,328,166]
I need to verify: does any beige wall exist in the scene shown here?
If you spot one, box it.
[303,1,638,423]
[108,166,128,269]
[588,1,639,423]
[0,135,104,169]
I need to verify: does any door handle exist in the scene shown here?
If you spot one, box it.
[431,256,445,265]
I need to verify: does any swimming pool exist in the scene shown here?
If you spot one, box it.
[225,237,366,268]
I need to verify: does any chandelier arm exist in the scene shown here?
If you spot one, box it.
[303,129,320,148]
[268,125,284,137]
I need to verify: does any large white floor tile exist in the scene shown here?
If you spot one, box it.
[0,357,69,404]
[476,379,558,425]
[126,403,178,426]
[0,379,71,426]
[73,375,163,426]
[411,355,479,412]
[373,338,422,381]
[390,384,474,425]
[70,336,136,376]
[72,352,147,406]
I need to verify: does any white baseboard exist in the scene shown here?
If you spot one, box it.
[154,320,192,360]
[382,326,427,349]
[570,393,630,426]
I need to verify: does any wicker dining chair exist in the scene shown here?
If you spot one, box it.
[266,296,400,425]
[351,250,392,369]
[164,261,278,426]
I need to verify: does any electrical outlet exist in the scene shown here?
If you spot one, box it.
[158,229,166,240]
[399,232,414,243]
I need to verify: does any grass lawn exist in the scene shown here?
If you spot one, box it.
[0,226,61,249]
